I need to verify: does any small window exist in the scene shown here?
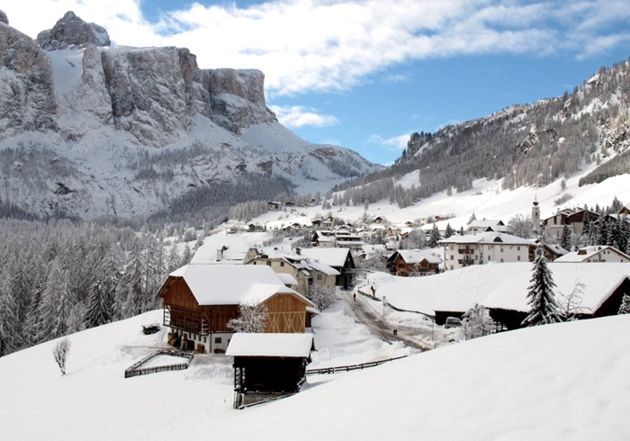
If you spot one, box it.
[450,255,454,260]
[253,261,257,265]
[500,247,504,253]
[214,337,222,344]
[450,265,454,270]
[500,258,504,263]
[517,246,520,251]
[266,261,271,266]
[517,255,521,261]
[280,261,285,267]
[317,274,322,280]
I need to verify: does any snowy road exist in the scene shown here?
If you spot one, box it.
[342,290,433,351]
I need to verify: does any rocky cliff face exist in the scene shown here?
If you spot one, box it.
[0,22,57,135]
[0,12,378,221]
[37,11,110,50]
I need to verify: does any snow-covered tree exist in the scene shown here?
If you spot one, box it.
[444,223,455,239]
[619,293,630,315]
[428,224,442,248]
[37,260,75,341]
[507,214,534,239]
[560,225,572,251]
[461,304,495,339]
[557,282,585,321]
[522,240,563,327]
[227,304,268,333]
[53,338,71,375]
[308,285,337,310]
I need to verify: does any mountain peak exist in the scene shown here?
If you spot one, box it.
[0,10,8,25]
[36,10,110,50]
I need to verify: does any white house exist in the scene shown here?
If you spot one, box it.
[555,246,630,263]
[439,232,535,271]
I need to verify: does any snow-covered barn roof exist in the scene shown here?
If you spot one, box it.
[299,247,351,268]
[554,246,630,263]
[438,232,535,246]
[226,333,314,358]
[375,263,630,316]
[164,264,314,307]
[307,260,340,276]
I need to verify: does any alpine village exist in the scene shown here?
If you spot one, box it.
[1,4,630,441]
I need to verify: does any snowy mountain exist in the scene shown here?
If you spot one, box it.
[1,308,628,440]
[0,12,379,221]
[346,56,630,199]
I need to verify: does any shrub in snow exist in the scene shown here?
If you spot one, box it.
[53,338,71,375]
[309,286,337,311]
[522,240,563,327]
[462,304,495,339]
[619,294,630,315]
[228,304,269,333]
[557,282,586,321]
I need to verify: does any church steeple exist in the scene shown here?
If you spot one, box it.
[532,199,541,234]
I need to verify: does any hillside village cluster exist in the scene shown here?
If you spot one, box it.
[148,195,630,403]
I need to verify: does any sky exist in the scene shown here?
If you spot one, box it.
[4,0,630,164]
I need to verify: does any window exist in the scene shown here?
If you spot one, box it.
[317,274,322,280]
[450,265,454,270]
[500,258,504,263]
[280,261,285,267]
[253,261,257,265]
[266,261,271,266]
[517,256,521,261]
[450,255,454,260]
[214,337,222,344]
[517,246,520,251]
[500,247,504,253]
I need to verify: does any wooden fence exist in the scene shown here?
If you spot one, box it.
[305,355,408,375]
[124,349,194,378]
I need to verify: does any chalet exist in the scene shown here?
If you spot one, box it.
[245,247,339,296]
[555,246,630,263]
[311,230,336,248]
[267,201,281,209]
[483,263,630,329]
[542,208,598,241]
[155,265,316,354]
[467,219,506,234]
[439,232,535,271]
[386,249,442,276]
[227,333,313,407]
[300,247,355,289]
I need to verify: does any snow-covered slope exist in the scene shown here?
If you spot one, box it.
[0,15,379,220]
[1,309,628,440]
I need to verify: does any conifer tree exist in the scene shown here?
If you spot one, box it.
[522,240,562,327]
[444,223,455,239]
[560,225,572,251]
[428,224,442,248]
[0,281,22,355]
[619,294,630,315]
[119,239,146,317]
[37,260,74,341]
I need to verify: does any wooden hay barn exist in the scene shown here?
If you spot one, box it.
[226,333,314,408]
[156,265,316,354]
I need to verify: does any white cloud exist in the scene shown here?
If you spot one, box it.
[269,105,338,128]
[368,133,410,151]
[3,1,629,96]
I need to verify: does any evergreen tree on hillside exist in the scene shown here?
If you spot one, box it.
[619,294,630,314]
[444,223,455,239]
[84,247,120,329]
[428,224,442,248]
[0,281,22,355]
[560,225,572,251]
[119,239,146,317]
[522,240,562,327]
[36,260,75,341]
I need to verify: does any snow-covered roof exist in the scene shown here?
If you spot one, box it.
[438,232,535,246]
[307,260,340,276]
[392,249,442,264]
[545,243,569,256]
[376,263,630,316]
[166,264,314,307]
[190,234,251,264]
[468,219,505,228]
[482,263,630,313]
[299,247,351,268]
[276,273,299,287]
[226,333,314,358]
[554,246,630,263]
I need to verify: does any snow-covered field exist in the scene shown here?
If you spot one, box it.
[250,168,630,231]
[1,307,628,440]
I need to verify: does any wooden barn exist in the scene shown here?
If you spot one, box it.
[386,249,442,276]
[156,265,316,353]
[227,333,313,408]
[483,264,630,330]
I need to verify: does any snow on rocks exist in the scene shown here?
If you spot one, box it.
[36,11,110,50]
[0,10,8,25]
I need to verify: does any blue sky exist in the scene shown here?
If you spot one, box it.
[6,0,630,164]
